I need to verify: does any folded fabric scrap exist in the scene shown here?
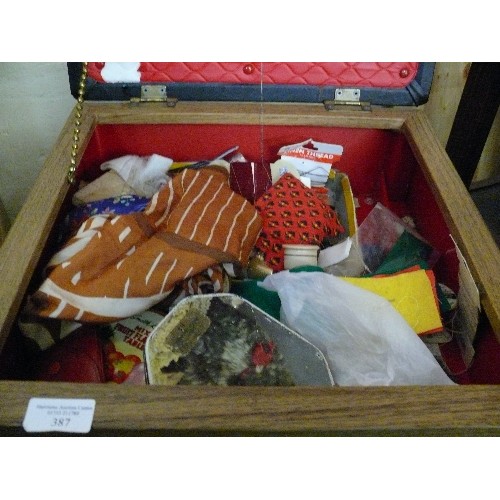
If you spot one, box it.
[341,266,443,335]
[20,264,230,351]
[23,167,262,324]
[72,170,137,206]
[100,153,173,198]
[73,153,174,205]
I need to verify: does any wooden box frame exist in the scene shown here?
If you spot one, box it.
[0,101,499,436]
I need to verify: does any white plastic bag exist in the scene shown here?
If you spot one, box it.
[260,271,454,386]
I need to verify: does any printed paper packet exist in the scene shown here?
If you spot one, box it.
[277,139,343,187]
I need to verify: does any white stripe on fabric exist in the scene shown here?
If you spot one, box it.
[61,261,71,269]
[75,309,84,321]
[222,263,236,277]
[238,210,260,260]
[175,175,213,234]
[188,182,224,240]
[90,216,108,230]
[251,162,256,200]
[160,258,177,294]
[223,200,247,252]
[76,220,89,236]
[71,272,81,286]
[76,215,110,236]
[180,168,188,191]
[110,216,121,225]
[167,169,201,231]
[75,228,99,240]
[145,252,164,285]
[124,277,130,298]
[48,298,67,319]
[206,192,235,246]
[181,170,201,200]
[48,237,95,267]
[116,246,136,270]
[183,267,194,280]
[39,279,172,320]
[118,227,131,243]
[145,191,159,215]
[154,182,175,227]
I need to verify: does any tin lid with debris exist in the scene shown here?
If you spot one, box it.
[144,293,334,387]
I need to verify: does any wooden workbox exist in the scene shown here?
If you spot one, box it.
[0,63,499,435]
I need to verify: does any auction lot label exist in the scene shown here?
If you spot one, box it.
[23,398,96,434]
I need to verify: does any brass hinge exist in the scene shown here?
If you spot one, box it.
[324,88,371,111]
[130,85,178,106]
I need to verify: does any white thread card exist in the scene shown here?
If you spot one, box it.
[450,235,480,367]
[22,398,96,434]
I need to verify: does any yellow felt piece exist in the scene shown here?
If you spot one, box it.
[341,269,443,335]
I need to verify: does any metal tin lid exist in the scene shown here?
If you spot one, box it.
[144,293,335,386]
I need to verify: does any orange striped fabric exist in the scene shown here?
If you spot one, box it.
[26,168,262,323]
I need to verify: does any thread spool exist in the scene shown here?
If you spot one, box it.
[283,244,319,270]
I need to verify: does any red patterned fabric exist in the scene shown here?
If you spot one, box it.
[254,174,344,271]
[88,62,419,89]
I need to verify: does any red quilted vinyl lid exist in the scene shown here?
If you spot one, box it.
[88,62,419,89]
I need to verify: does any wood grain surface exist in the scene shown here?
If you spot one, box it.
[1,381,499,436]
[0,108,96,352]
[84,100,413,128]
[403,112,500,335]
